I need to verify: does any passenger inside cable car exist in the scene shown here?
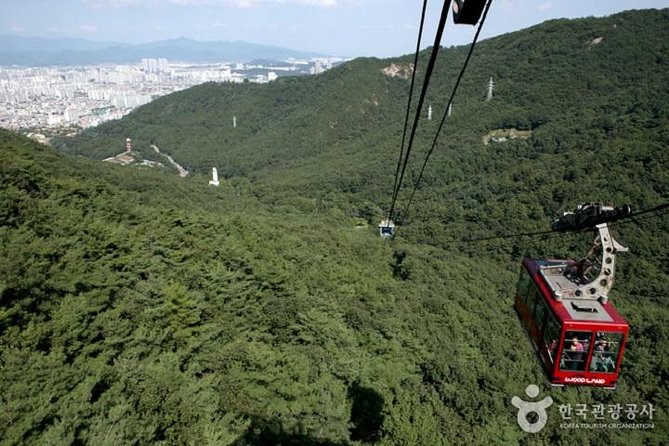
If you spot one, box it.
[560,331,589,371]
[590,333,622,373]
[554,330,624,373]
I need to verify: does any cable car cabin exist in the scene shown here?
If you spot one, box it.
[379,219,395,238]
[515,258,629,388]
[452,0,487,25]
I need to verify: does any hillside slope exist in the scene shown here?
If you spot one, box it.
[5,127,669,444]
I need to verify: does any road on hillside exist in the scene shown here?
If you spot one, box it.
[151,144,189,177]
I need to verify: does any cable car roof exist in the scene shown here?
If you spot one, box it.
[524,258,628,326]
[562,298,612,322]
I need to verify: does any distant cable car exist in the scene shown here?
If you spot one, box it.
[379,219,395,238]
[515,204,631,388]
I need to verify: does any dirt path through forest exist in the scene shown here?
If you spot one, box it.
[151,144,189,177]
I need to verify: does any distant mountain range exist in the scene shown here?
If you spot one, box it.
[0,36,326,66]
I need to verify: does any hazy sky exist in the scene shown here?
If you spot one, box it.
[3,0,668,57]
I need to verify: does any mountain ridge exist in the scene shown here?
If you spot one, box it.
[0,35,326,65]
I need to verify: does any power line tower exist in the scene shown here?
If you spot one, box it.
[486,77,494,102]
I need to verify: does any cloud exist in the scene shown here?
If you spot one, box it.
[538,1,552,11]
[167,0,260,6]
[79,24,99,32]
[84,0,339,8]
[168,0,339,5]
[83,0,144,7]
[498,0,515,12]
[9,25,26,33]
[279,0,338,5]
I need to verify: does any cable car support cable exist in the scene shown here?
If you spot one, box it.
[387,0,451,226]
[391,0,430,215]
[628,201,669,218]
[403,0,494,219]
[457,201,668,244]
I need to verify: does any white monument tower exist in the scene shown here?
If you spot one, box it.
[209,167,220,186]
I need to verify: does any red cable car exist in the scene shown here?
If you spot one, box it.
[515,205,630,388]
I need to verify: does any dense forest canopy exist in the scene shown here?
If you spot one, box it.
[3,8,668,445]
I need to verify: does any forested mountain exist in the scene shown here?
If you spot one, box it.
[57,9,668,242]
[4,8,669,445]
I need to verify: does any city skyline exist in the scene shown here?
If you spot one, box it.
[3,0,669,58]
[0,58,334,133]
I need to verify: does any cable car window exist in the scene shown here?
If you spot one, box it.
[526,285,539,316]
[560,331,592,372]
[543,312,560,365]
[590,332,623,373]
[533,295,548,333]
[380,226,394,237]
[516,269,531,303]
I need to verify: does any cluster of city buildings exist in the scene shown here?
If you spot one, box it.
[0,57,339,136]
